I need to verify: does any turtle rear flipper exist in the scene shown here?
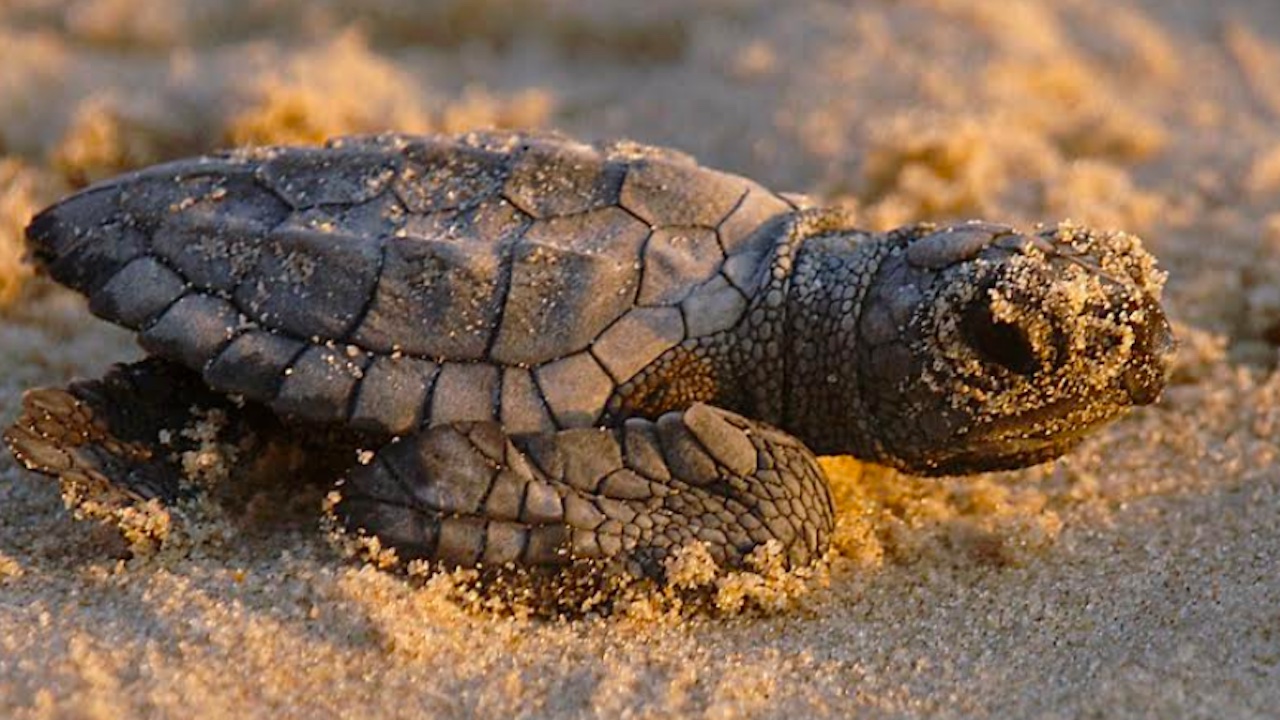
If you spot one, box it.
[331,403,835,580]
[3,359,274,548]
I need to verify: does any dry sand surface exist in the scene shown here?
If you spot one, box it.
[2,0,1279,717]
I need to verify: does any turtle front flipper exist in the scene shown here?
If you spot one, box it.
[331,404,835,580]
[3,359,281,548]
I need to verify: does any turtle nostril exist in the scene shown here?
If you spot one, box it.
[961,300,1039,376]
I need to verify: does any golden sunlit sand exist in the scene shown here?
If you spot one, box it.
[2,0,1278,717]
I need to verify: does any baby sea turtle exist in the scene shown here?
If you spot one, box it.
[4,131,1174,579]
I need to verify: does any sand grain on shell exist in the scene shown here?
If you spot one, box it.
[2,0,1280,717]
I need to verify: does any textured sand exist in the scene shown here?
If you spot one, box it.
[2,0,1279,717]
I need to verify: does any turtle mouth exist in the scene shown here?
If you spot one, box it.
[913,428,1090,476]
[910,396,1122,476]
[929,422,1103,475]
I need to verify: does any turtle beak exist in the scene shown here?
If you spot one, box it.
[1120,295,1175,406]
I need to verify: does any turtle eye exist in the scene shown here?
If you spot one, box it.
[961,299,1039,376]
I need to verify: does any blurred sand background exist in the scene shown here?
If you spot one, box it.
[1,0,1279,717]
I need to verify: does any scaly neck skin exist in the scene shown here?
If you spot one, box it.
[735,226,902,458]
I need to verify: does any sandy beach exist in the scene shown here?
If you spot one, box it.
[2,0,1279,717]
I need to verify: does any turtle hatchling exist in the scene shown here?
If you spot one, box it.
[5,131,1175,579]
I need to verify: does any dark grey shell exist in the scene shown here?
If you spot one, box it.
[28,131,797,436]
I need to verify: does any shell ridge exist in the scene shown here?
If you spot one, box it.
[526,367,563,432]
[339,238,390,343]
[710,187,752,255]
[479,232,525,362]
[341,353,378,427]
[267,341,314,404]
[414,360,445,432]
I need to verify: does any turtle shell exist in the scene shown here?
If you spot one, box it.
[26,131,797,435]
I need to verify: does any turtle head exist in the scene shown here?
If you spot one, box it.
[853,222,1174,475]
